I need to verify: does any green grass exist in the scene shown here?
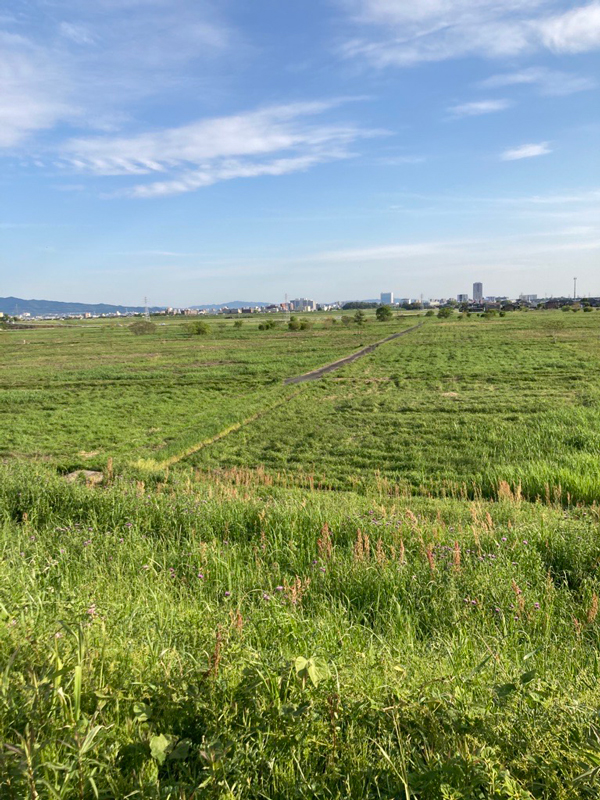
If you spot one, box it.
[2,310,600,798]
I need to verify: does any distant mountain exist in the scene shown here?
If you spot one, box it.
[190,301,273,310]
[0,296,163,317]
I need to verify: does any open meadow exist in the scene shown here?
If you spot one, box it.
[2,310,600,799]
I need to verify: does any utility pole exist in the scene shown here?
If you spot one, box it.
[573,278,577,300]
[144,296,150,320]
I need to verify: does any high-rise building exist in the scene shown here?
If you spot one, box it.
[473,282,483,302]
[457,294,469,303]
[380,292,394,305]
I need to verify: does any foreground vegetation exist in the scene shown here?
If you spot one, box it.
[2,310,600,797]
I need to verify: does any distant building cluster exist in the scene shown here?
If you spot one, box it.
[4,279,599,323]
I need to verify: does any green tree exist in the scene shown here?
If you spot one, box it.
[353,310,367,327]
[375,305,393,322]
[437,307,453,319]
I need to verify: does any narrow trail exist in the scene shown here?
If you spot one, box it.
[140,389,304,470]
[283,322,423,385]
[138,323,423,470]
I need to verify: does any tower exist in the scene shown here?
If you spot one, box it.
[473,282,483,303]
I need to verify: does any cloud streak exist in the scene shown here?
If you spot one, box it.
[500,142,552,160]
[448,99,512,117]
[340,1,600,66]
[59,100,385,197]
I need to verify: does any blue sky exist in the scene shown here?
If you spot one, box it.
[1,0,599,305]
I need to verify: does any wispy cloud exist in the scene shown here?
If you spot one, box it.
[0,1,237,149]
[58,100,384,197]
[339,1,600,66]
[538,2,600,52]
[500,142,552,160]
[448,99,512,118]
[0,32,74,147]
[479,66,596,96]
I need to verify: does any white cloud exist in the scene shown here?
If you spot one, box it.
[538,2,600,53]
[448,99,511,117]
[339,1,600,66]
[59,100,384,196]
[0,1,237,149]
[0,32,74,147]
[479,66,596,96]
[500,142,552,160]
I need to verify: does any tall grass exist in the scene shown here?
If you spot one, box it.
[2,465,600,797]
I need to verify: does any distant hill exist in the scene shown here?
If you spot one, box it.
[0,296,162,317]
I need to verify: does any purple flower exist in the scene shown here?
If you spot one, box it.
[197,572,204,580]
[534,602,540,609]
[224,591,231,597]
[501,537,507,542]
[142,564,150,570]
[263,593,271,601]
[523,540,528,545]
[471,599,478,606]
[494,607,501,613]
[275,585,284,592]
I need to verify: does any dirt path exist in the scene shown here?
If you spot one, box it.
[284,323,423,385]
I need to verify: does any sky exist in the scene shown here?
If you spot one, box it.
[1,0,599,305]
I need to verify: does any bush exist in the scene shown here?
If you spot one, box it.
[188,320,211,336]
[375,305,393,322]
[354,310,367,327]
[288,315,300,331]
[233,319,243,328]
[584,306,593,312]
[258,319,278,331]
[299,319,312,331]
[437,307,453,319]
[425,310,435,317]
[129,320,157,335]
[341,315,352,327]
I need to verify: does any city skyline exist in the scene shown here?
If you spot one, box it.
[1,1,599,304]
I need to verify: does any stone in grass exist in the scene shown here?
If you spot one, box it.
[64,469,104,486]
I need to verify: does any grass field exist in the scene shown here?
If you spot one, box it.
[2,310,600,799]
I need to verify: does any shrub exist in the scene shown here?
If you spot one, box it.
[425,310,435,317]
[129,320,157,335]
[233,319,243,328]
[188,320,211,336]
[354,310,367,327]
[299,319,312,330]
[375,305,393,322]
[584,306,593,312]
[288,315,301,331]
[437,307,453,318]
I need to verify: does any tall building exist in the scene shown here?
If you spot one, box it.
[457,294,469,303]
[380,292,394,305]
[473,282,483,302]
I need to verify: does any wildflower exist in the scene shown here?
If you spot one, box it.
[534,602,540,609]
[87,604,97,616]
[471,599,478,606]
[125,522,133,528]
[275,586,284,592]
[501,537,507,542]
[263,593,271,601]
[523,540,528,545]
[197,572,204,579]
[142,564,150,570]
[224,591,231,597]
[494,607,501,613]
